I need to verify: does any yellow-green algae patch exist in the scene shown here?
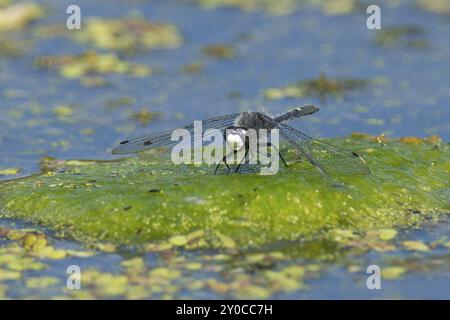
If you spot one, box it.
[75,17,182,53]
[34,52,152,79]
[0,135,448,250]
[203,44,236,59]
[0,167,21,176]
[37,16,183,55]
[264,74,368,101]
[416,0,450,16]
[197,0,357,16]
[0,2,45,32]
[0,36,28,57]
[374,25,428,49]
[36,15,183,54]
[1,223,449,299]
[129,108,161,127]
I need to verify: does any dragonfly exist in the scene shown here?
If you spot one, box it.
[111,105,370,177]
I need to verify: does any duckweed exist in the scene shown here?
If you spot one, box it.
[416,0,450,15]
[382,266,407,280]
[0,168,21,176]
[264,74,368,101]
[402,240,430,252]
[203,44,236,59]
[0,2,44,32]
[374,25,428,48]
[197,0,357,16]
[35,52,152,79]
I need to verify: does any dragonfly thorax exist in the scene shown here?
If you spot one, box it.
[225,127,247,151]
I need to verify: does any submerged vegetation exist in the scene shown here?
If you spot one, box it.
[203,44,236,59]
[416,0,450,15]
[0,0,449,300]
[0,2,44,32]
[374,25,428,48]
[264,74,368,101]
[129,108,161,126]
[36,16,183,55]
[0,135,448,299]
[73,17,183,54]
[0,36,26,57]
[197,0,357,16]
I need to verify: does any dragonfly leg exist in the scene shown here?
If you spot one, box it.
[266,142,289,168]
[234,148,249,173]
[214,151,232,175]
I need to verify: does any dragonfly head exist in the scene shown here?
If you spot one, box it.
[224,126,248,151]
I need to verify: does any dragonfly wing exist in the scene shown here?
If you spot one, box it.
[111,114,240,154]
[276,123,370,175]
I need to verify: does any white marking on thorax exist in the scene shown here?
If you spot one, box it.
[226,133,244,150]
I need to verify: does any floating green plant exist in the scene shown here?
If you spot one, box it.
[73,17,183,54]
[374,25,428,48]
[264,74,368,101]
[180,62,204,74]
[416,0,450,16]
[0,2,45,32]
[203,44,236,59]
[106,97,135,110]
[34,52,152,79]
[0,167,21,176]
[0,135,448,250]
[0,36,26,57]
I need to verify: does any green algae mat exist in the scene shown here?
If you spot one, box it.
[1,135,448,250]
[0,135,449,299]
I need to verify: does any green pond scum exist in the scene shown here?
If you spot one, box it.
[374,25,429,48]
[1,135,448,248]
[264,74,368,101]
[0,1,45,33]
[34,16,183,55]
[34,52,152,80]
[0,135,449,299]
[197,0,357,16]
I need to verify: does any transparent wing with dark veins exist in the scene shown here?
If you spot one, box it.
[275,122,370,175]
[112,113,240,154]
